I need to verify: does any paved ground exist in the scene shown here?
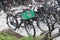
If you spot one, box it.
[0,11,42,36]
[0,10,60,40]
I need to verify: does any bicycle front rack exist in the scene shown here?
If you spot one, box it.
[21,10,35,20]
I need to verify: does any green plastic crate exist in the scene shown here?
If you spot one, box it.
[21,10,35,20]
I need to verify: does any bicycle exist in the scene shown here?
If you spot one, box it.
[6,0,58,37]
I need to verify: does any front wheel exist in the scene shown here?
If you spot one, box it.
[25,22,36,37]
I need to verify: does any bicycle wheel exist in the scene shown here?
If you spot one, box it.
[25,21,36,37]
[6,14,18,30]
[50,12,59,23]
[36,12,51,32]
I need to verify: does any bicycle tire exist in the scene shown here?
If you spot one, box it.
[6,14,18,30]
[25,21,36,37]
[36,12,51,32]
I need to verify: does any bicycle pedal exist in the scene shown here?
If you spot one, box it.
[10,22,16,26]
[14,28,17,30]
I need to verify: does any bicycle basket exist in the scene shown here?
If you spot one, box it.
[21,10,35,20]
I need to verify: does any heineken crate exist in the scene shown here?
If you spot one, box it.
[21,10,35,20]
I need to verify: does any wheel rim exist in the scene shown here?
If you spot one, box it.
[39,20,49,31]
[35,13,49,32]
[25,24,35,36]
[7,16,17,30]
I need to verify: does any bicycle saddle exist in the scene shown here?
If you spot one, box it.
[23,9,30,12]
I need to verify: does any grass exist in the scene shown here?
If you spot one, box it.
[0,29,41,40]
[0,33,41,40]
[0,32,19,40]
[0,29,52,40]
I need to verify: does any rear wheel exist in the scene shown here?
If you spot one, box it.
[6,14,18,30]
